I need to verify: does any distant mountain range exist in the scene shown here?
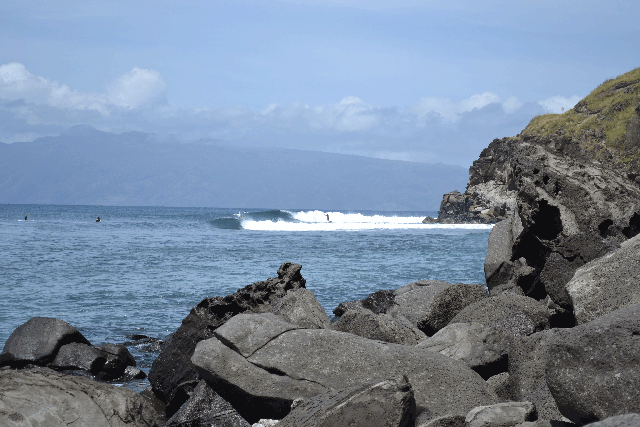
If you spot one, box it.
[0,125,469,211]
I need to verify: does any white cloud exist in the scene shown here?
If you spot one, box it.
[0,62,166,113]
[538,95,581,114]
[107,67,167,109]
[406,91,501,123]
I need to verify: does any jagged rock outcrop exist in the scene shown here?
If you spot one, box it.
[429,69,640,314]
[148,262,307,415]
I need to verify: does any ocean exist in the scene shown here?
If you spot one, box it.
[0,203,492,390]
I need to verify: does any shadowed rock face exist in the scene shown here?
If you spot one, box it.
[545,303,640,425]
[465,135,640,310]
[192,313,497,424]
[148,262,306,410]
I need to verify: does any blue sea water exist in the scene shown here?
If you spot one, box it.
[0,204,492,389]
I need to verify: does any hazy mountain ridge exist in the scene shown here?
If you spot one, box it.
[0,125,468,210]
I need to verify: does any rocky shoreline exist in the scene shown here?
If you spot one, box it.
[2,72,640,427]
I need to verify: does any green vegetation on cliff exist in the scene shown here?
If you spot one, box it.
[523,67,640,173]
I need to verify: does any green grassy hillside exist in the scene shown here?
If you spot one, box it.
[523,67,640,174]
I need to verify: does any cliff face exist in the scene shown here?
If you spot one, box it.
[433,67,640,312]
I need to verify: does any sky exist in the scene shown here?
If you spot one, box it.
[0,0,638,167]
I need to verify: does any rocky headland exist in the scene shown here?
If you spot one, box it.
[2,69,640,426]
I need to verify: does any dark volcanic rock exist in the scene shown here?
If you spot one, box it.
[417,283,488,336]
[449,293,551,337]
[332,309,426,345]
[333,299,363,317]
[545,303,640,424]
[566,233,640,324]
[425,190,510,224]
[96,342,137,380]
[164,380,250,427]
[192,313,497,424]
[0,366,163,426]
[362,289,396,313]
[277,376,416,427]
[50,342,107,374]
[0,317,91,367]
[148,262,306,410]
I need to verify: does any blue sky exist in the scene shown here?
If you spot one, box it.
[1,0,638,166]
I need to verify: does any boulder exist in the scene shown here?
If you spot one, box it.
[192,313,497,424]
[486,373,513,402]
[417,284,488,336]
[386,280,453,326]
[567,233,640,324]
[148,262,306,409]
[465,402,537,427]
[50,342,107,374]
[508,330,564,422]
[97,343,137,380]
[545,304,640,424]
[332,309,426,345]
[333,299,363,317]
[417,414,465,427]
[0,317,91,367]
[164,380,250,427]
[485,217,518,289]
[271,288,330,329]
[0,367,163,427]
[362,289,397,313]
[416,323,511,379]
[583,413,640,427]
[448,293,550,337]
[277,376,415,427]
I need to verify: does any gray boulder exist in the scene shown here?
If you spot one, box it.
[485,217,519,289]
[192,313,497,424]
[148,262,307,410]
[583,413,640,427]
[449,293,550,337]
[164,380,250,427]
[567,233,640,324]
[546,303,640,424]
[416,323,511,379]
[417,284,488,336]
[0,367,163,426]
[277,376,415,427]
[486,373,513,402]
[417,414,465,427]
[0,317,91,366]
[332,309,426,345]
[97,342,137,380]
[50,342,107,374]
[333,299,363,317]
[386,280,453,326]
[271,288,330,329]
[465,402,537,427]
[509,330,564,422]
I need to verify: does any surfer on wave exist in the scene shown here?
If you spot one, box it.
[326,213,330,222]
[24,215,27,221]
[96,216,101,222]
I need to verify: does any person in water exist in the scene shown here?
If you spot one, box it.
[326,213,330,222]
[24,215,27,221]
[96,217,101,222]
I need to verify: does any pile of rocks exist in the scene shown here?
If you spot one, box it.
[2,255,640,426]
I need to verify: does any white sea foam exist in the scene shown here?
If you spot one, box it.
[241,210,494,231]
